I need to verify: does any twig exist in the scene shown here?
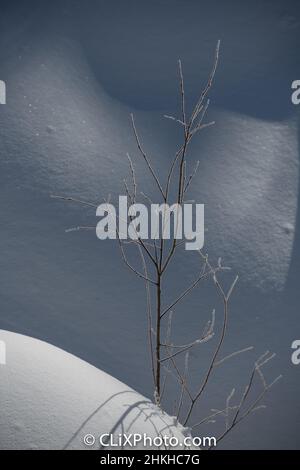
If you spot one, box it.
[184,160,200,194]
[215,346,254,367]
[50,194,98,208]
[130,114,165,200]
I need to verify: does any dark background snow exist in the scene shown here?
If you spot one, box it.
[0,0,299,449]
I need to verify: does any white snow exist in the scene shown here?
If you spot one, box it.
[0,5,299,449]
[0,330,196,450]
[1,38,297,291]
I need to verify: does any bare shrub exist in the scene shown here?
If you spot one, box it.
[52,41,281,445]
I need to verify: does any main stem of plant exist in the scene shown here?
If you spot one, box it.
[156,275,161,401]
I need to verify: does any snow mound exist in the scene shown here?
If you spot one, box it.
[0,330,195,450]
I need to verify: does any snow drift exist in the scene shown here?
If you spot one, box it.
[0,330,196,450]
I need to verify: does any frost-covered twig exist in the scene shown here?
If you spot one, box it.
[53,40,279,445]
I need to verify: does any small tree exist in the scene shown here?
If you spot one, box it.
[52,41,281,446]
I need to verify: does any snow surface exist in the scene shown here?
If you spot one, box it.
[0,35,297,292]
[0,330,196,450]
[0,0,299,449]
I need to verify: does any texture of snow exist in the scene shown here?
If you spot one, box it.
[1,38,297,291]
[0,0,299,450]
[0,330,195,450]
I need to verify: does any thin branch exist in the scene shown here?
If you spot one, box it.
[65,225,96,232]
[137,243,155,386]
[178,59,187,135]
[192,406,239,429]
[226,275,239,300]
[164,143,185,203]
[163,115,185,126]
[160,332,213,363]
[225,388,235,430]
[126,153,137,202]
[140,191,153,205]
[160,267,221,319]
[216,372,282,447]
[116,229,156,285]
[215,346,254,367]
[164,314,193,402]
[183,255,231,425]
[184,160,200,194]
[50,194,98,208]
[176,351,189,421]
[160,311,173,402]
[191,98,210,131]
[190,40,220,125]
[190,120,215,136]
[130,114,165,200]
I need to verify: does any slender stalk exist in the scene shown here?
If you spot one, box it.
[155,274,162,400]
[183,294,228,426]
